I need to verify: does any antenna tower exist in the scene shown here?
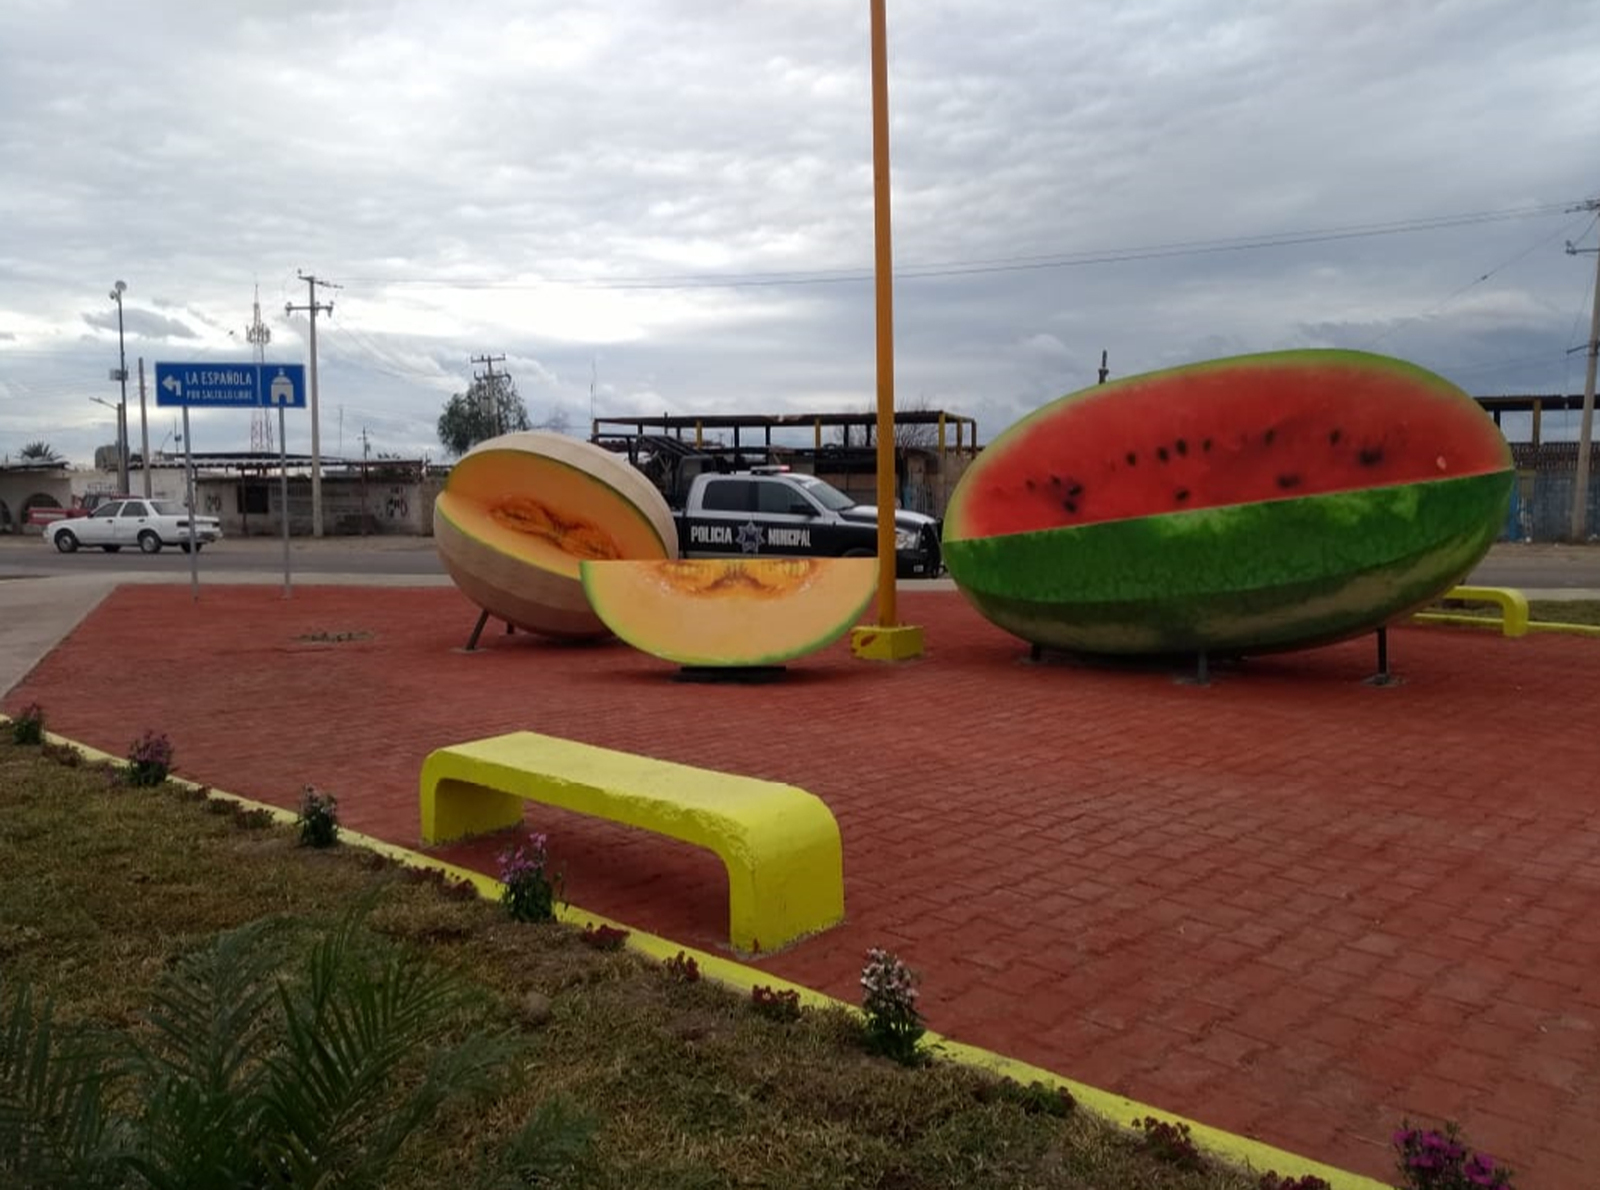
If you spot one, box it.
[246,285,274,452]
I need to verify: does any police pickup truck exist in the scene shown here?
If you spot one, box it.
[675,467,943,578]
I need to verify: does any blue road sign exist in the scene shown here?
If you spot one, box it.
[154,361,307,409]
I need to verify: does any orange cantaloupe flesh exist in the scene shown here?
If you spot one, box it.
[579,557,879,666]
[434,432,678,639]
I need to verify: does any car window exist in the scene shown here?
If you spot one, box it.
[757,483,811,515]
[794,475,857,511]
[150,500,188,517]
[90,502,122,519]
[700,479,756,513]
[120,501,149,518]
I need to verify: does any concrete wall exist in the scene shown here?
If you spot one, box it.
[0,471,74,533]
[199,475,437,538]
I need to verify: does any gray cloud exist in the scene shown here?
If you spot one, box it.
[1,0,1597,467]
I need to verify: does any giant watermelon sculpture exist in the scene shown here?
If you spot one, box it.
[942,349,1514,657]
[434,431,678,639]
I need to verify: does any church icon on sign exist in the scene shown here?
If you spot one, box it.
[268,369,295,405]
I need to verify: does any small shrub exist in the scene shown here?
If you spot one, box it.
[860,947,926,1066]
[1133,1116,1204,1171]
[41,740,82,767]
[579,924,628,951]
[233,807,274,830]
[10,702,44,745]
[296,784,340,848]
[1393,1120,1515,1189]
[125,730,173,787]
[750,985,803,1023]
[498,833,561,923]
[1258,1173,1332,1190]
[662,951,700,983]
[998,1078,1075,1118]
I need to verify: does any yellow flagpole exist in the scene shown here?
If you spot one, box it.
[852,0,924,661]
[870,0,896,628]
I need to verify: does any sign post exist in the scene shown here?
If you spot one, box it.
[182,408,198,601]
[154,361,307,596]
[279,403,290,597]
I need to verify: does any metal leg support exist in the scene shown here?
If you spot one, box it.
[465,609,490,652]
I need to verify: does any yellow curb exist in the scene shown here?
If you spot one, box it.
[6,720,1385,1189]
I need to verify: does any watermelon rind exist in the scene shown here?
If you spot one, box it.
[942,472,1512,656]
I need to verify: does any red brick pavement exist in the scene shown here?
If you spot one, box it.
[8,583,1600,1187]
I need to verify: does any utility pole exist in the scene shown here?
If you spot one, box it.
[1567,197,1600,542]
[286,270,339,537]
[137,358,151,496]
[472,353,508,438]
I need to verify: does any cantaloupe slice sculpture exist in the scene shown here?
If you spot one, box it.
[435,432,678,639]
[579,557,878,667]
[942,349,1514,657]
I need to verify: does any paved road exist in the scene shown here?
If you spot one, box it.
[4,535,1600,589]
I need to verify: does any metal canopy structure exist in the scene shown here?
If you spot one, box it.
[589,408,979,454]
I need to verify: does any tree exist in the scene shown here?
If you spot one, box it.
[436,374,531,457]
[832,395,940,451]
[19,441,62,464]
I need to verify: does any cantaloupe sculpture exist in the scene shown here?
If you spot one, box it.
[579,557,878,667]
[942,349,1514,657]
[434,432,678,638]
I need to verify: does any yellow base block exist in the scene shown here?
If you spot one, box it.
[850,623,925,661]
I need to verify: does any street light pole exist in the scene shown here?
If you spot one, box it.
[109,281,129,493]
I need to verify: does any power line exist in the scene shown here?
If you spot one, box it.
[1361,211,1597,351]
[338,200,1580,292]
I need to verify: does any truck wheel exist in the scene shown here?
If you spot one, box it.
[138,531,162,554]
[54,530,78,553]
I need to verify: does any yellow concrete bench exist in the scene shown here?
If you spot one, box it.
[419,731,844,954]
[1412,585,1530,637]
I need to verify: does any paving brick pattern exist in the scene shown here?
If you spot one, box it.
[9,583,1600,1187]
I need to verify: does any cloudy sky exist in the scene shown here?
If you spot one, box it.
[2,0,1598,468]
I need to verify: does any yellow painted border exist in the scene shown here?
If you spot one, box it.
[1413,583,1600,639]
[4,721,1384,1190]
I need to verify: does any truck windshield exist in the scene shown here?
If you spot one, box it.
[793,475,857,511]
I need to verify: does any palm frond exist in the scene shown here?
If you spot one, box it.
[0,976,125,1188]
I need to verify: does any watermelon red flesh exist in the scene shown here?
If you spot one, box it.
[946,349,1511,541]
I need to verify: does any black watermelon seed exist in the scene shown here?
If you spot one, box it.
[1263,428,1277,445]
[1156,446,1169,463]
[1359,447,1385,467]
[1049,474,1062,487]
[1175,438,1188,456]
[1329,428,1343,446]
[1202,438,1212,452]
[1276,474,1302,490]
[1062,500,1078,515]
[1174,488,1190,502]
[1024,479,1037,491]
[1125,451,1138,466]
[1067,482,1083,498]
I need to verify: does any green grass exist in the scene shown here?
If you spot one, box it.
[0,739,1300,1190]
[1525,599,1600,626]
